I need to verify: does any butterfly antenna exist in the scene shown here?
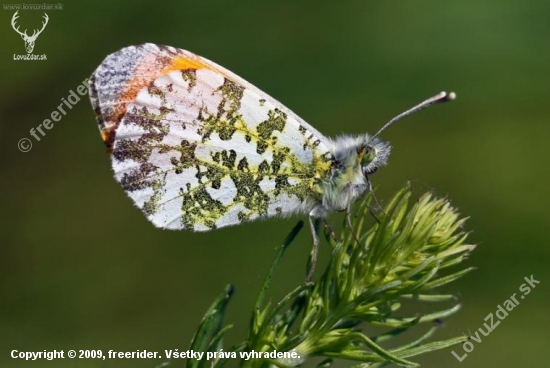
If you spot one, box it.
[371,91,456,140]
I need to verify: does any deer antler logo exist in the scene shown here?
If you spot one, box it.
[11,11,49,54]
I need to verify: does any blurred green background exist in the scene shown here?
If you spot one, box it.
[1,0,549,367]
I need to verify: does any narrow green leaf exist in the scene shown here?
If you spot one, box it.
[187,285,234,368]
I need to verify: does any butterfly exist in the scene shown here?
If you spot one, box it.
[89,43,455,279]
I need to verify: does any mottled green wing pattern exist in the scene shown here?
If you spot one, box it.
[90,44,333,230]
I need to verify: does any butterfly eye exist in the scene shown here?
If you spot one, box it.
[360,146,375,164]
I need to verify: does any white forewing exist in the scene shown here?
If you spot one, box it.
[91,44,334,231]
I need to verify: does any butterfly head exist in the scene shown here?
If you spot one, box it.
[357,137,391,176]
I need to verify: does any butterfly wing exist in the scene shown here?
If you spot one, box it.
[90,44,333,230]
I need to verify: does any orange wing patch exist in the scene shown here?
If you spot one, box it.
[93,45,234,152]
[163,55,233,80]
[165,55,212,73]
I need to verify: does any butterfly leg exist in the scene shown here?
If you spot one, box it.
[366,175,385,216]
[323,219,337,242]
[346,187,363,247]
[306,215,319,282]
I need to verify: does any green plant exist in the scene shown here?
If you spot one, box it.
[173,184,476,368]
